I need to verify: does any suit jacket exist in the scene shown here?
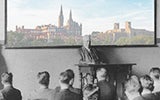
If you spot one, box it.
[154,91,160,100]
[28,88,55,100]
[142,93,157,100]
[79,47,102,64]
[97,80,115,100]
[0,86,22,100]
[54,89,82,100]
[55,86,81,95]
[133,96,145,100]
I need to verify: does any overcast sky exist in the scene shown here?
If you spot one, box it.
[7,0,154,35]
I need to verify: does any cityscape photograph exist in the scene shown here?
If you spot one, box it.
[7,0,155,47]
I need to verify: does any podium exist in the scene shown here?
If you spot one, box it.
[75,63,136,99]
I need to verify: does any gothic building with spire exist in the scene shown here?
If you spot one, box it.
[15,5,82,40]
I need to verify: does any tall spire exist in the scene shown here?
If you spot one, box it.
[60,5,63,16]
[69,10,73,21]
[58,5,64,28]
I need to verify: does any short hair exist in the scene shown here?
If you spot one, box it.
[59,72,70,84]
[65,69,74,79]
[1,72,13,84]
[37,71,50,86]
[124,75,140,93]
[96,68,107,78]
[149,67,160,79]
[140,75,154,91]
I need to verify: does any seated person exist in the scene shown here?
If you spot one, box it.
[96,68,115,100]
[55,69,81,95]
[149,67,160,93]
[0,72,22,100]
[28,71,55,100]
[124,75,144,100]
[140,75,156,100]
[54,71,82,100]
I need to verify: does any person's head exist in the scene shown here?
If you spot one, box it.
[65,69,74,86]
[149,67,160,80]
[37,71,50,87]
[83,35,91,48]
[1,72,13,85]
[59,71,70,86]
[124,75,141,94]
[140,75,154,91]
[86,73,94,84]
[96,68,107,81]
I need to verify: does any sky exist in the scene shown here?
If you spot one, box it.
[7,0,155,35]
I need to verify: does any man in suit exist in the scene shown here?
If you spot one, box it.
[55,69,81,95]
[96,68,115,100]
[28,71,55,100]
[54,71,82,100]
[0,72,22,100]
[79,35,104,64]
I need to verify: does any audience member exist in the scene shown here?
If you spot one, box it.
[0,72,22,100]
[149,67,160,93]
[96,68,115,100]
[54,71,82,100]
[55,69,81,95]
[124,75,143,100]
[140,75,156,100]
[28,71,55,100]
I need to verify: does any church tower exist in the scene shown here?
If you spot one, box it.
[67,10,73,26]
[125,21,131,34]
[58,5,64,28]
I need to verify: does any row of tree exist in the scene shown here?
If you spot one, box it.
[6,31,154,47]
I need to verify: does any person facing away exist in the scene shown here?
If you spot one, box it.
[0,72,22,100]
[96,68,115,100]
[140,75,157,100]
[124,75,144,100]
[54,71,82,100]
[55,69,81,95]
[28,71,55,100]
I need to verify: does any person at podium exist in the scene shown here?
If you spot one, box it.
[79,35,104,64]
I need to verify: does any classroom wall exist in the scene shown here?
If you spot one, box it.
[0,0,160,100]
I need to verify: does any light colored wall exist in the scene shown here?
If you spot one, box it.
[0,0,4,40]
[0,0,160,100]
[2,48,81,99]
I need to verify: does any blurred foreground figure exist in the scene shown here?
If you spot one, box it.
[0,72,22,100]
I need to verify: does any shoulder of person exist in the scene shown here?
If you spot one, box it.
[133,95,145,100]
[142,93,157,100]
[69,87,81,94]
